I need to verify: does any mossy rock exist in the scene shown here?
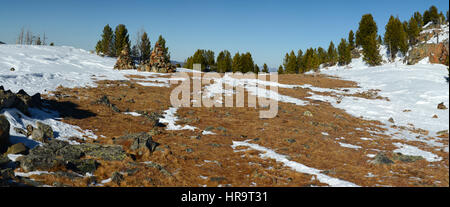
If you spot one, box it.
[392,153,424,163]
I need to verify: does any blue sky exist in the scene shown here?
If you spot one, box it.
[0,0,448,67]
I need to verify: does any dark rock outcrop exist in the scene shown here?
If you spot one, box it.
[0,115,10,153]
[114,132,160,155]
[0,86,42,116]
[18,140,126,172]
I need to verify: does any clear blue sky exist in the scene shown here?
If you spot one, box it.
[0,0,448,67]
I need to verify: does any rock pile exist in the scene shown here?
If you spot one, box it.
[138,42,176,73]
[114,45,136,70]
[0,86,42,116]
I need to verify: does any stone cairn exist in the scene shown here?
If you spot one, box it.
[138,42,176,73]
[114,44,136,70]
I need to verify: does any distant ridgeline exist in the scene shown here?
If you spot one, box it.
[95,24,176,73]
[0,41,5,45]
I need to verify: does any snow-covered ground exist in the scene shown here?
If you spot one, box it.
[1,43,448,186]
[0,44,186,145]
[320,58,449,137]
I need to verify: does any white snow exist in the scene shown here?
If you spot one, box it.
[0,45,184,94]
[337,142,362,149]
[123,112,142,117]
[393,143,442,162]
[1,108,98,147]
[159,107,197,131]
[15,170,51,177]
[7,154,23,162]
[321,60,449,139]
[232,140,359,187]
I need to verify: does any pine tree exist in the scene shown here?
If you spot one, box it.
[297,50,304,72]
[156,35,170,63]
[357,14,382,66]
[232,53,241,73]
[423,10,431,25]
[262,63,269,73]
[407,16,420,45]
[338,38,351,66]
[429,6,439,24]
[384,16,408,59]
[327,41,338,66]
[217,50,232,73]
[277,65,284,74]
[348,30,355,50]
[240,52,254,73]
[317,47,327,64]
[413,11,423,28]
[284,51,298,74]
[114,24,130,57]
[254,64,260,73]
[139,32,151,63]
[96,24,114,56]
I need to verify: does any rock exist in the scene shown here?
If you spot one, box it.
[14,127,27,136]
[5,143,28,155]
[94,95,121,113]
[406,41,449,65]
[216,126,227,132]
[0,87,41,115]
[370,152,394,165]
[74,143,127,161]
[437,102,447,110]
[388,117,395,123]
[111,172,124,185]
[436,130,448,136]
[432,114,438,118]
[115,132,160,154]
[286,138,296,144]
[392,153,424,163]
[10,68,15,71]
[114,44,136,70]
[26,125,34,137]
[144,161,171,176]
[31,129,46,143]
[66,159,98,174]
[303,111,313,117]
[0,155,10,167]
[0,115,10,153]
[19,140,126,172]
[36,121,54,139]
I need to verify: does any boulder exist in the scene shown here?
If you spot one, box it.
[370,152,394,165]
[437,102,447,110]
[0,87,42,115]
[0,115,10,153]
[19,140,127,172]
[36,121,54,139]
[114,132,160,154]
[5,143,28,155]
